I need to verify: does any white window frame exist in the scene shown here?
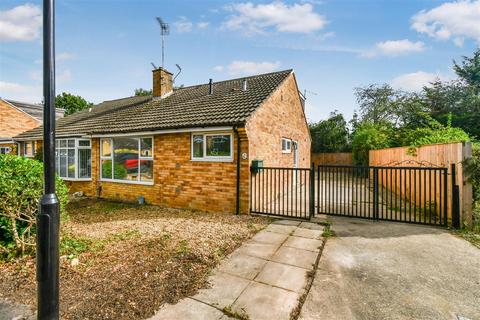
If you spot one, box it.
[24,141,35,157]
[55,138,92,181]
[191,132,233,162]
[282,138,292,154]
[100,136,154,185]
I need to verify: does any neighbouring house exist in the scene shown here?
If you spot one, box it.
[14,69,310,214]
[0,98,65,155]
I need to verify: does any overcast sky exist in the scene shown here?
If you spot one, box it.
[0,0,479,122]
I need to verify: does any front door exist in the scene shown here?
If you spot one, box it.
[293,141,298,168]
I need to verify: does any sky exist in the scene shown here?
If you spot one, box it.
[0,0,479,123]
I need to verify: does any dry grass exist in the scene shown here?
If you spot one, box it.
[0,198,269,320]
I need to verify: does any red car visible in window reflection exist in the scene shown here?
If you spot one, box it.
[124,159,150,170]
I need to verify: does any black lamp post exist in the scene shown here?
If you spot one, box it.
[37,0,60,319]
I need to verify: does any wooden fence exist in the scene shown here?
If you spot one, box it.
[312,152,353,167]
[369,142,473,225]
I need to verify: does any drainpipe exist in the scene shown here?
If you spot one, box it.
[233,126,241,215]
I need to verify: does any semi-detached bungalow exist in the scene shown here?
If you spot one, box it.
[14,69,311,214]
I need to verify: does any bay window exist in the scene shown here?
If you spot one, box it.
[191,133,233,161]
[55,138,91,179]
[100,137,153,184]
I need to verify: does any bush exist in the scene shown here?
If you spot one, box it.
[352,122,393,166]
[0,154,68,258]
[464,142,480,230]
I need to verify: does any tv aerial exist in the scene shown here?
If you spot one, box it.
[156,17,169,69]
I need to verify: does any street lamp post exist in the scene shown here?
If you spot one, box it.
[37,0,60,319]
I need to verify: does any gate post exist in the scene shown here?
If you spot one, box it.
[309,163,315,220]
[373,167,379,221]
[451,164,460,229]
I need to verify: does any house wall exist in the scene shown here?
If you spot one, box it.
[0,100,39,139]
[245,73,311,168]
[64,130,251,214]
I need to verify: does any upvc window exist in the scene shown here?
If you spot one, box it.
[24,141,35,157]
[0,147,11,154]
[100,137,154,184]
[55,138,91,180]
[191,133,233,161]
[282,138,292,153]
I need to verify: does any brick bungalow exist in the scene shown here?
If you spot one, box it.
[0,98,64,155]
[14,69,310,214]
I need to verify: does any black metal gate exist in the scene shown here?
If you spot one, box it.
[317,165,449,227]
[249,164,459,227]
[250,167,314,220]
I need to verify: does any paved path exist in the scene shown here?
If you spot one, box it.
[150,220,324,320]
[299,216,480,320]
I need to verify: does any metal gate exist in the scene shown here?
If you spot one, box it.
[317,165,449,227]
[249,164,459,227]
[250,167,314,220]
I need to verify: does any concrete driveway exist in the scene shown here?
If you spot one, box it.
[299,216,480,320]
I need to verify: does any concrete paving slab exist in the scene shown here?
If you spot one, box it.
[235,242,280,259]
[218,253,267,280]
[270,246,318,269]
[150,298,223,320]
[272,219,302,226]
[250,230,288,245]
[265,224,297,235]
[298,222,324,230]
[232,282,300,320]
[193,272,251,307]
[293,227,323,239]
[284,236,323,252]
[255,261,309,293]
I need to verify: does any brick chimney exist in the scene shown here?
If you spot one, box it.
[152,68,173,98]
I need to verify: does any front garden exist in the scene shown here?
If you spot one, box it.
[0,154,269,319]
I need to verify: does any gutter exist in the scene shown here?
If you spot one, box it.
[233,126,241,215]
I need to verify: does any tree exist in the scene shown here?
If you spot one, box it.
[351,122,393,166]
[354,84,403,124]
[134,88,152,96]
[56,92,93,116]
[453,49,480,92]
[310,111,350,153]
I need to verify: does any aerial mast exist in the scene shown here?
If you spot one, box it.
[155,17,169,69]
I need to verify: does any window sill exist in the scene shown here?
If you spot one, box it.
[100,179,154,186]
[61,178,92,182]
[191,158,234,163]
[282,151,292,154]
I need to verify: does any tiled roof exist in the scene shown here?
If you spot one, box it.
[15,70,292,140]
[5,99,65,122]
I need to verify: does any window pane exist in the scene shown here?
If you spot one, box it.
[59,149,67,177]
[101,160,113,179]
[68,139,75,148]
[140,160,153,182]
[206,135,230,157]
[59,140,67,148]
[140,138,153,158]
[192,135,204,158]
[68,149,75,178]
[282,139,286,150]
[78,149,91,178]
[101,139,112,157]
[113,137,138,181]
[78,140,90,147]
[55,149,60,175]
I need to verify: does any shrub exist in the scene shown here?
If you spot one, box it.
[464,142,480,230]
[0,154,68,257]
[352,122,393,166]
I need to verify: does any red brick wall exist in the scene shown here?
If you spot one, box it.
[246,72,311,168]
[0,100,39,139]
[67,132,250,214]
